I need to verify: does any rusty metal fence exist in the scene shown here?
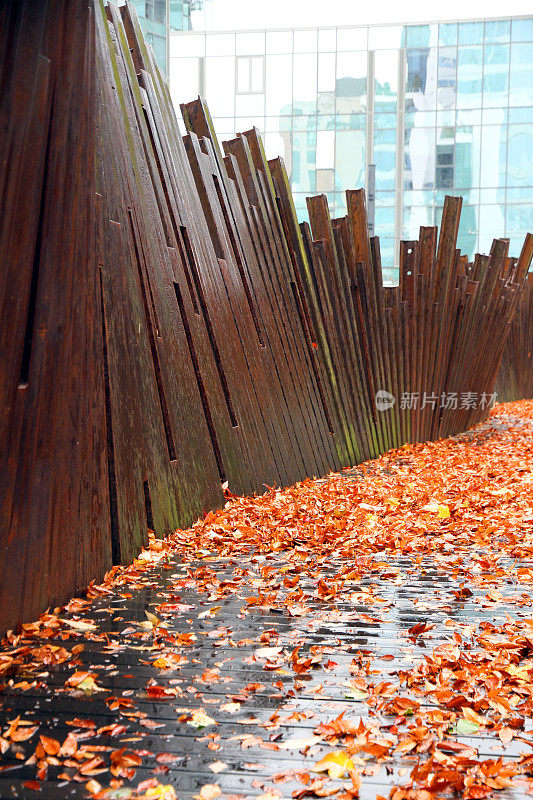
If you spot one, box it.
[0,0,531,631]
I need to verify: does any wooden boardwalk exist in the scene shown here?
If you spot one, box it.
[1,403,533,799]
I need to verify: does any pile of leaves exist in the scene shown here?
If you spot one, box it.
[0,400,532,800]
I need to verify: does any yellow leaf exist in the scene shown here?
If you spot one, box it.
[498,726,514,745]
[255,647,283,659]
[311,750,355,778]
[60,619,98,632]
[152,654,186,670]
[278,734,323,750]
[145,786,178,800]
[462,707,486,726]
[152,657,171,669]
[145,611,160,627]
[199,606,222,619]
[194,785,221,800]
[76,676,102,694]
[189,709,217,728]
[208,761,228,773]
[437,504,450,518]
[220,702,241,713]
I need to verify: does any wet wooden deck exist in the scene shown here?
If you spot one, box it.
[1,407,533,800]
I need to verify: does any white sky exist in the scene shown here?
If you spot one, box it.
[192,0,532,30]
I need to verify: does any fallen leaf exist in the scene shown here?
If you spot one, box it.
[189,709,217,729]
[208,761,228,773]
[312,751,356,779]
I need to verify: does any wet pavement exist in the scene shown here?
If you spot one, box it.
[1,402,532,800]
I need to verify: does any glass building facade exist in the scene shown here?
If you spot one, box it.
[169,16,533,281]
[129,0,200,73]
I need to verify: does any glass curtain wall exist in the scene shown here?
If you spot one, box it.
[169,17,533,280]
[130,0,199,73]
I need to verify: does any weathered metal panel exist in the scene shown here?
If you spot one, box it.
[0,0,531,632]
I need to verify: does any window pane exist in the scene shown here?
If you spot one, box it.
[375,190,396,206]
[293,115,315,131]
[236,57,249,93]
[437,109,455,127]
[294,29,317,53]
[234,115,260,131]
[153,0,166,23]
[291,133,315,193]
[406,47,438,111]
[507,124,533,187]
[458,22,484,46]
[316,130,335,169]
[456,47,482,108]
[456,205,477,259]
[235,94,264,117]
[439,23,458,46]
[483,107,508,125]
[266,31,292,54]
[408,110,436,127]
[405,127,436,190]
[375,206,395,231]
[206,33,234,56]
[375,49,398,95]
[378,237,395,269]
[266,55,292,116]
[334,192,347,217]
[251,56,264,92]
[506,204,533,233]
[511,18,533,42]
[170,34,205,58]
[456,108,481,126]
[336,52,367,114]
[169,0,189,31]
[236,32,265,55]
[437,47,457,110]
[337,27,367,51]
[169,57,199,108]
[454,126,481,189]
[478,205,506,252]
[152,37,166,72]
[316,168,333,192]
[295,203,310,224]
[318,52,335,93]
[294,54,317,114]
[335,130,365,189]
[368,26,402,49]
[263,131,290,164]
[483,44,509,107]
[375,112,396,128]
[318,28,336,51]
[480,124,506,191]
[404,205,434,238]
[484,19,510,44]
[336,112,365,130]
[406,24,437,48]
[510,43,533,106]
[374,128,396,191]
[212,117,235,132]
[317,114,335,130]
[205,57,235,116]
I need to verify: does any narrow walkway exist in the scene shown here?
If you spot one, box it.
[1,401,532,800]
